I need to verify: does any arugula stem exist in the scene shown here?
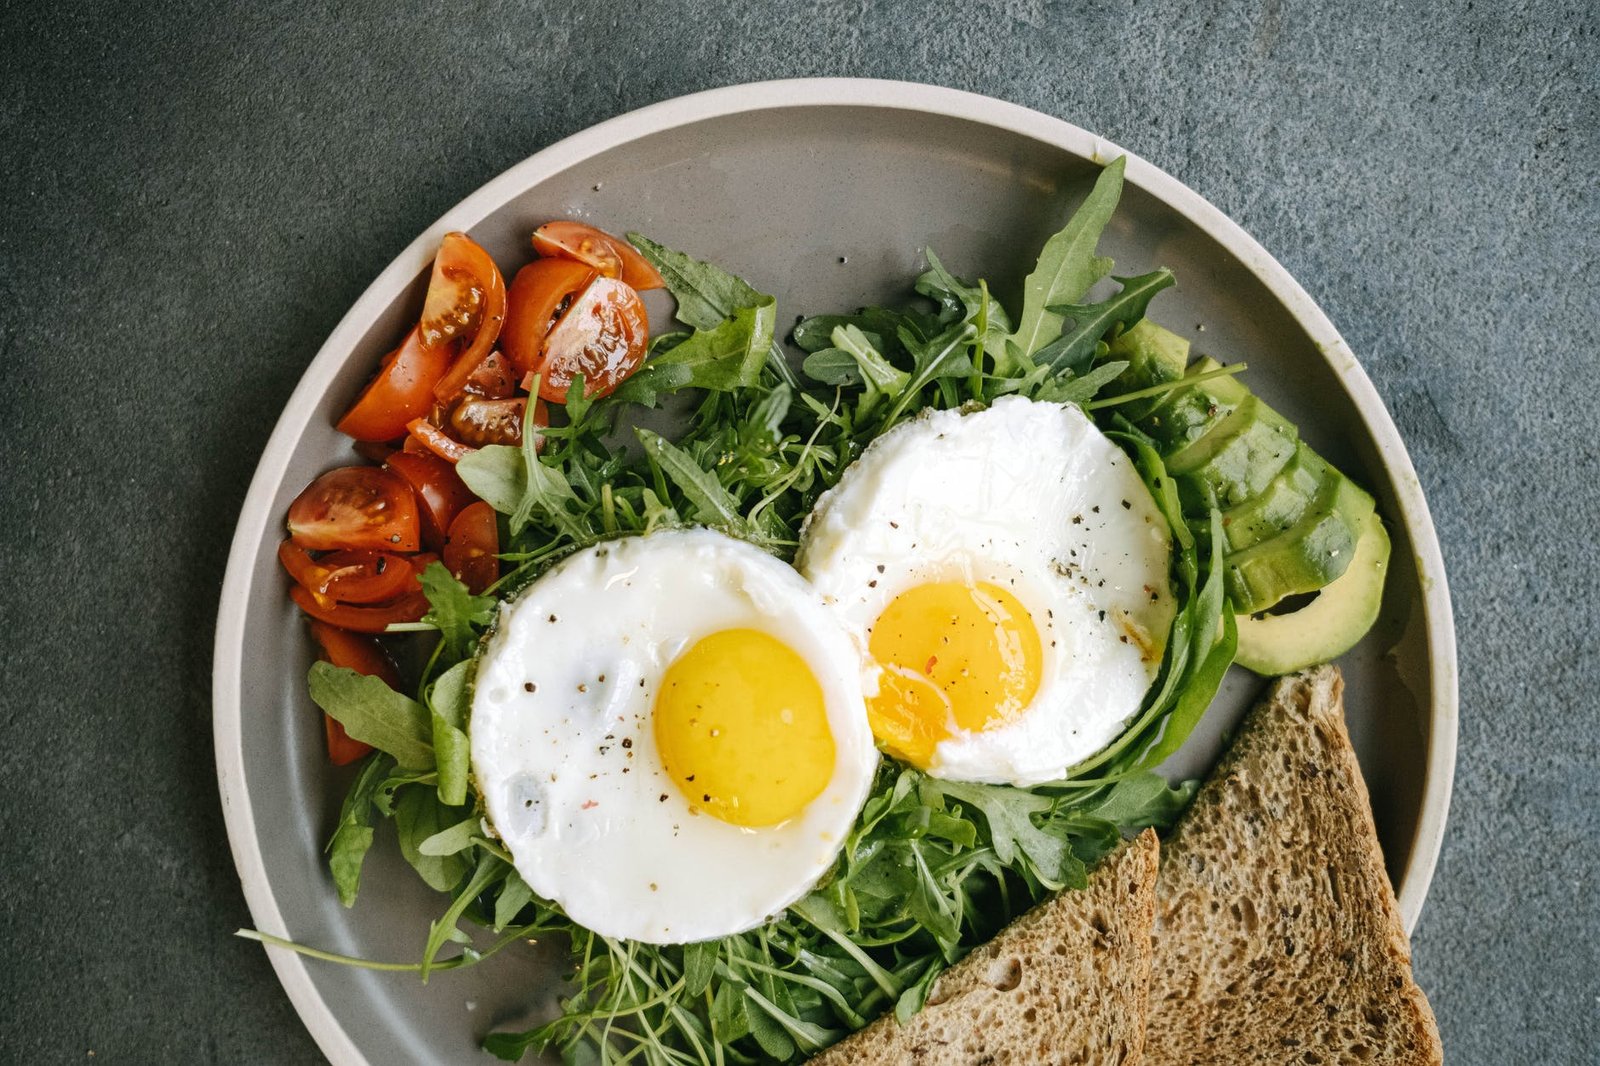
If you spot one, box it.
[1085,362,1248,410]
[237,924,539,973]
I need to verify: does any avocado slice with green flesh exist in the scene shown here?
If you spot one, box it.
[1106,320,1189,420]
[1225,473,1376,613]
[1142,358,1244,449]
[1166,393,1299,511]
[1219,443,1332,551]
[1235,511,1390,674]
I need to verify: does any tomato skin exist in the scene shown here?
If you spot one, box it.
[463,350,516,399]
[405,419,475,464]
[426,234,508,404]
[443,501,500,594]
[278,542,419,605]
[532,221,665,291]
[531,276,649,402]
[334,326,453,442]
[501,258,595,377]
[352,440,399,464]
[307,622,400,765]
[450,397,526,447]
[287,466,421,552]
[384,450,473,551]
[309,620,401,685]
[323,717,373,766]
[290,585,429,633]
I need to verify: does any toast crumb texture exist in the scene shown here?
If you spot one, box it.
[809,828,1159,1066]
[1144,664,1443,1066]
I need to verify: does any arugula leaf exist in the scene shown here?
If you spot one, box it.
[419,563,494,665]
[628,233,770,332]
[801,347,860,386]
[492,869,534,932]
[307,662,433,770]
[394,786,471,893]
[1136,512,1236,768]
[1038,268,1175,374]
[628,232,796,390]
[682,940,719,998]
[1075,770,1198,830]
[1029,359,1130,406]
[420,852,504,981]
[917,249,1013,354]
[417,816,479,857]
[454,444,524,515]
[877,320,977,429]
[1000,156,1126,369]
[325,754,392,907]
[426,659,473,806]
[932,780,1075,890]
[610,299,775,406]
[635,427,746,531]
[792,309,901,354]
[457,417,588,544]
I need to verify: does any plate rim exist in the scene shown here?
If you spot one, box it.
[213,76,1458,1066]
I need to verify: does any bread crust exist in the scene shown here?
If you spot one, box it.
[1143,665,1443,1065]
[808,829,1160,1065]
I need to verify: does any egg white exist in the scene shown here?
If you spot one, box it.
[470,529,877,944]
[796,396,1175,785]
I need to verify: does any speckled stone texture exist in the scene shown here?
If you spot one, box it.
[0,1,1593,1062]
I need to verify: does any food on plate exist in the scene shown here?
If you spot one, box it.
[797,397,1175,784]
[1144,665,1442,1065]
[1102,322,1391,673]
[471,529,877,943]
[810,829,1160,1065]
[246,156,1403,1064]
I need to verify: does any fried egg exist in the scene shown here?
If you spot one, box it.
[796,396,1175,786]
[470,529,877,944]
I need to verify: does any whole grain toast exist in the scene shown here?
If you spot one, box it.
[808,827,1159,1066]
[1144,664,1442,1065]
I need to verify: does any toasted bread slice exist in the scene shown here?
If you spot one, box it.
[809,827,1159,1066]
[1144,665,1442,1065]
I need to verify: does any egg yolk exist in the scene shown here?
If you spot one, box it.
[867,581,1043,767]
[654,628,836,828]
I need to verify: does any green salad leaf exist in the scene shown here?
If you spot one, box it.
[999,155,1125,371]
[307,662,433,771]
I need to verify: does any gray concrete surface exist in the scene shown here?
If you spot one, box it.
[1,1,1594,1062]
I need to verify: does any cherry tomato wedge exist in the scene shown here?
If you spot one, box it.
[405,419,475,464]
[290,585,429,633]
[426,234,508,404]
[451,397,527,447]
[352,440,399,464]
[335,326,453,442]
[308,621,402,765]
[463,350,516,399]
[278,542,419,605]
[443,501,500,594]
[323,716,373,766]
[385,450,474,551]
[501,258,595,377]
[530,276,649,402]
[532,221,664,291]
[287,466,421,552]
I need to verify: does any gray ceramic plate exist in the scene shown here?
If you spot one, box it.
[214,79,1457,1065]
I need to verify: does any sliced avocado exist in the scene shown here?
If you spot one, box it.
[1225,474,1376,613]
[1219,443,1332,551]
[1235,511,1390,675]
[1142,358,1242,449]
[1165,394,1299,511]
[1106,320,1189,420]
